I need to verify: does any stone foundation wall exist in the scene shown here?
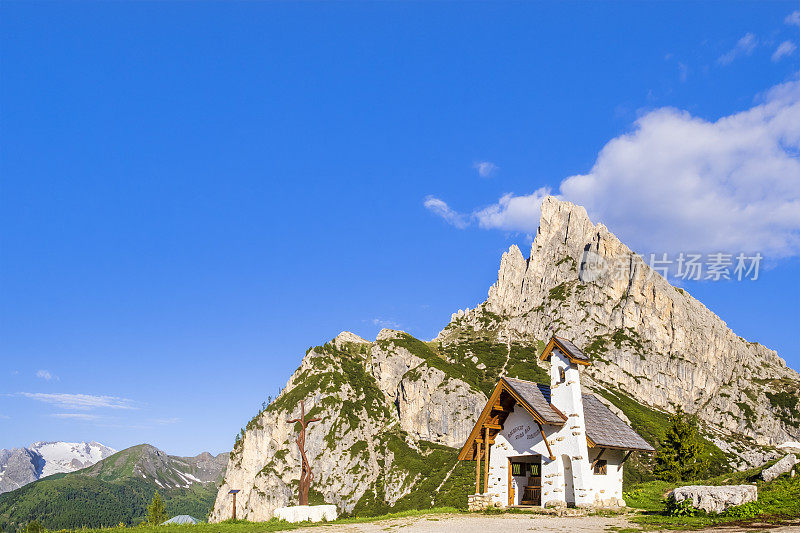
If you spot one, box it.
[468,494,494,511]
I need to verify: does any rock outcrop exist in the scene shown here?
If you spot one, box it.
[761,454,798,482]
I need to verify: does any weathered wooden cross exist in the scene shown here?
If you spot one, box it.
[286,400,321,506]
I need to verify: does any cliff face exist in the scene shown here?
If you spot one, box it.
[211,197,800,522]
[208,331,484,522]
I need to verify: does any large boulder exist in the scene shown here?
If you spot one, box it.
[671,485,757,514]
[761,454,798,482]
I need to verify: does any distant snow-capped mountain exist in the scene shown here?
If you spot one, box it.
[0,441,115,494]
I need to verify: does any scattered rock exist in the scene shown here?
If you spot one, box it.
[544,499,566,509]
[778,442,800,455]
[671,485,757,514]
[761,454,798,482]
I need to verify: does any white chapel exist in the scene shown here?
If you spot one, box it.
[459,336,654,508]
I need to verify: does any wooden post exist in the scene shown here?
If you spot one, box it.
[537,422,555,460]
[228,489,240,521]
[591,448,607,471]
[507,457,514,507]
[475,444,481,494]
[618,450,633,471]
[483,427,489,494]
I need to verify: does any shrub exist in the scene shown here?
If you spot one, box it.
[721,501,764,519]
[666,496,704,517]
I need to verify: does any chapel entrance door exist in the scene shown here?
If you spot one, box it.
[510,456,541,506]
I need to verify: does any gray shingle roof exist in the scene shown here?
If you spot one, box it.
[554,336,590,362]
[502,377,654,451]
[502,377,566,425]
[582,394,655,451]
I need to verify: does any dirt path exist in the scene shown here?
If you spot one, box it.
[290,513,633,532]
[288,513,800,533]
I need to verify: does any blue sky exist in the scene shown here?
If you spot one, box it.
[1,2,799,455]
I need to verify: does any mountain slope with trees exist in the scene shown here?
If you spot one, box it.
[0,445,226,530]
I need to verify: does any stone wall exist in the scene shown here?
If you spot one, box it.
[467,494,494,511]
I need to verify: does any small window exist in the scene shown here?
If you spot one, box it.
[511,462,523,476]
[559,367,566,383]
[593,460,608,475]
[528,463,540,477]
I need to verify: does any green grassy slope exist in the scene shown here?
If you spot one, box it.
[625,458,800,529]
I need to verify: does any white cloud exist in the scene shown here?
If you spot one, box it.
[474,161,498,178]
[371,318,401,329]
[0,414,10,420]
[424,196,468,229]
[559,79,800,257]
[678,62,689,83]
[474,188,552,233]
[424,188,551,233]
[427,79,800,258]
[772,41,797,62]
[19,392,137,411]
[154,417,180,425]
[786,10,800,27]
[51,413,102,421]
[718,33,758,65]
[36,370,57,381]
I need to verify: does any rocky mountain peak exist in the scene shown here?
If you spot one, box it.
[450,196,798,454]
[333,331,370,350]
[0,441,116,494]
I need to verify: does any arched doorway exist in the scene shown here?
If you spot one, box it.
[561,454,575,506]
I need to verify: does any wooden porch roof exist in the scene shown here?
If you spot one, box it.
[457,377,566,461]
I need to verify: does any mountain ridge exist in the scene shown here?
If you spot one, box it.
[0,443,226,530]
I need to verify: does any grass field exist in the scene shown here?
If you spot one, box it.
[40,508,462,533]
[23,460,800,533]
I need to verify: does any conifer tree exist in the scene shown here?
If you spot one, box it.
[654,407,706,481]
[146,491,168,525]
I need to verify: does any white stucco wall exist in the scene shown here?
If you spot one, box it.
[588,447,625,502]
[483,348,625,508]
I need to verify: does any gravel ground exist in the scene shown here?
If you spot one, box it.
[288,513,800,533]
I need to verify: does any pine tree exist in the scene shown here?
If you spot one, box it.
[146,491,168,525]
[654,407,706,482]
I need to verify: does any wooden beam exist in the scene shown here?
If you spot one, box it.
[618,450,633,471]
[537,422,555,460]
[483,427,490,494]
[591,448,606,470]
[458,381,506,460]
[482,423,502,430]
[491,404,506,411]
[475,444,481,493]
